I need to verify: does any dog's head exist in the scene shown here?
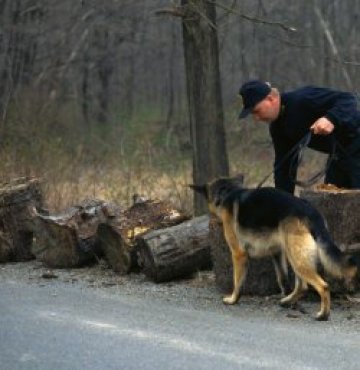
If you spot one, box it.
[189,176,244,215]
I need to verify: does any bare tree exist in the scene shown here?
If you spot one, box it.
[181,0,229,214]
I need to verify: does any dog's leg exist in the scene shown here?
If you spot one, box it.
[272,252,289,296]
[280,275,308,306]
[222,220,247,305]
[300,271,330,321]
[223,247,248,305]
[284,224,331,320]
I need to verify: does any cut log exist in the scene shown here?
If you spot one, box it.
[97,223,132,274]
[137,215,211,283]
[97,197,190,274]
[32,199,112,268]
[0,177,43,262]
[209,216,282,296]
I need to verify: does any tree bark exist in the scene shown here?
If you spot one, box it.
[181,0,229,215]
[137,215,211,282]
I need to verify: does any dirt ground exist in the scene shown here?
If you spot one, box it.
[1,260,360,326]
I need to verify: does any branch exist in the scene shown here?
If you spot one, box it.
[155,6,186,18]
[314,4,353,90]
[155,3,216,30]
[210,0,297,33]
[265,31,360,67]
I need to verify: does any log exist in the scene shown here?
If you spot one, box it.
[137,215,211,282]
[97,223,133,274]
[209,217,282,296]
[32,199,112,268]
[0,177,43,262]
[97,197,190,274]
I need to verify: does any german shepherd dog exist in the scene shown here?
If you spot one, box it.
[190,177,358,320]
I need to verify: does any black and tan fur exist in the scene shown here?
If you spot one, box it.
[190,177,358,320]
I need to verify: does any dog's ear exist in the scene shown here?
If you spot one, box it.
[233,174,244,187]
[188,184,208,199]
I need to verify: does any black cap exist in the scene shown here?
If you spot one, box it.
[238,80,271,119]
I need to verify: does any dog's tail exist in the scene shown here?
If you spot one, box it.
[310,214,358,280]
[317,239,357,279]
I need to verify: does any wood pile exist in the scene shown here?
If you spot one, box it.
[0,178,211,283]
[1,177,360,295]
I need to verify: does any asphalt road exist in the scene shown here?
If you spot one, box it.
[1,280,360,370]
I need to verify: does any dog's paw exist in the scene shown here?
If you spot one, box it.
[223,295,238,305]
[279,297,292,307]
[315,311,329,321]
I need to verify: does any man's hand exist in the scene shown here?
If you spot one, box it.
[310,117,335,135]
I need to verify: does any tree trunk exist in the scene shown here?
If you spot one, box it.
[181,0,229,215]
[93,27,114,125]
[137,215,211,282]
[0,177,43,262]
[81,49,91,124]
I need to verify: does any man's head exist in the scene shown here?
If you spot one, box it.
[238,80,281,122]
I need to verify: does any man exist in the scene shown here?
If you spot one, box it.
[238,80,360,193]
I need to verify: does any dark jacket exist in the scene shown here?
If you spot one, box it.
[269,86,360,193]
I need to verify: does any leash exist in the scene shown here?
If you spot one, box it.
[292,134,336,187]
[257,131,337,189]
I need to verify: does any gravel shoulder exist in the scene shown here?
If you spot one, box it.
[1,260,360,327]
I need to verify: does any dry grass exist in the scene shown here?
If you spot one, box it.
[0,143,195,214]
[0,141,325,216]
[0,103,327,215]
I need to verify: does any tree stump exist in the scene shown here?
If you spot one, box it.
[137,215,211,282]
[32,199,110,268]
[209,217,281,296]
[97,197,190,275]
[300,186,360,248]
[0,177,43,262]
[300,185,360,291]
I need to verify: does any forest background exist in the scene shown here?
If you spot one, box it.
[0,0,359,214]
